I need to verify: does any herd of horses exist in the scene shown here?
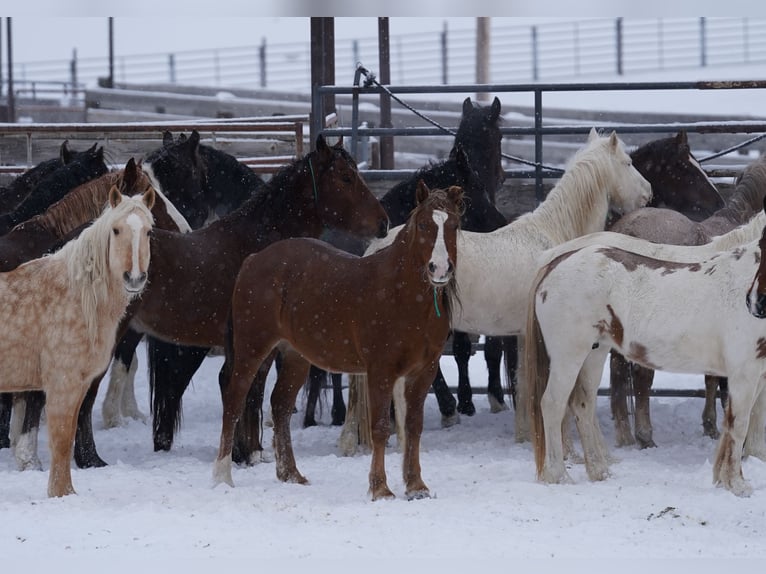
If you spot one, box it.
[2,95,766,500]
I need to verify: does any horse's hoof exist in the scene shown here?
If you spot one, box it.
[702,422,720,440]
[488,397,510,413]
[277,469,309,484]
[0,436,10,449]
[406,489,431,501]
[75,453,108,469]
[303,417,318,429]
[153,434,173,452]
[457,402,476,416]
[370,488,396,501]
[441,412,460,428]
[637,436,657,449]
[331,406,346,426]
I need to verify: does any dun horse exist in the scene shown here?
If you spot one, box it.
[214,182,462,500]
[0,186,155,497]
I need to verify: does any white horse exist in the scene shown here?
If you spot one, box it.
[339,128,652,454]
[526,201,766,497]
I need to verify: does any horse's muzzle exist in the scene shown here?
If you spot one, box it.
[124,271,148,295]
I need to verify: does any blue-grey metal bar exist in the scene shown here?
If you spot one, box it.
[534,88,543,202]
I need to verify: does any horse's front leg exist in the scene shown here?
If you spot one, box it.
[713,379,760,497]
[402,363,439,500]
[366,370,397,500]
[45,384,90,497]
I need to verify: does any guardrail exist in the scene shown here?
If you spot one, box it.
[0,115,307,175]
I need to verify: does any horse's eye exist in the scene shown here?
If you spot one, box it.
[417,222,427,231]
[113,228,120,236]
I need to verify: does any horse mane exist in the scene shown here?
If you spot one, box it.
[514,134,617,244]
[24,172,124,239]
[722,155,766,223]
[55,195,154,343]
[709,209,766,251]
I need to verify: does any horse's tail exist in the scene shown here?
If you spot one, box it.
[338,373,373,456]
[526,265,551,481]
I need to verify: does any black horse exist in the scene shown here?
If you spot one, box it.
[0,143,108,236]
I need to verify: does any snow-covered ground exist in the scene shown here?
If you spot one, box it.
[2,341,765,569]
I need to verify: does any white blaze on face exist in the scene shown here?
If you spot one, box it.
[127,212,146,282]
[429,210,451,283]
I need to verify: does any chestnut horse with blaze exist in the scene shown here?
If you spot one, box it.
[214,182,462,500]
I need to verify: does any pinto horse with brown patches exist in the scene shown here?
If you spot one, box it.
[527,197,766,496]
[0,186,155,497]
[214,182,461,500]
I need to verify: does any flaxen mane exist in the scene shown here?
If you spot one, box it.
[58,196,154,342]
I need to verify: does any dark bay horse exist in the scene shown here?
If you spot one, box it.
[0,143,108,235]
[214,182,461,500]
[0,158,191,466]
[609,151,766,448]
[101,130,264,435]
[120,135,388,463]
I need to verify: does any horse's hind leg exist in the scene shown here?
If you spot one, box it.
[703,375,723,439]
[0,393,12,449]
[485,336,509,413]
[569,348,611,482]
[453,331,476,416]
[149,337,209,452]
[303,365,325,428]
[632,365,656,448]
[232,350,276,465]
[270,350,311,484]
[331,372,345,426]
[74,378,108,468]
[13,391,44,471]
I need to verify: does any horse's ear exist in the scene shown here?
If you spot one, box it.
[447,185,465,209]
[187,130,200,150]
[415,179,430,205]
[588,127,599,142]
[316,134,331,159]
[333,136,344,150]
[462,97,473,117]
[108,185,123,208]
[608,131,619,151]
[490,96,501,121]
[178,133,188,143]
[142,185,156,212]
[162,131,174,147]
[60,140,74,164]
[122,158,138,191]
[88,142,98,153]
[675,130,689,150]
[94,145,105,161]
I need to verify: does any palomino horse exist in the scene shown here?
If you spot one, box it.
[527,198,766,496]
[339,128,652,453]
[214,182,461,500]
[0,158,190,469]
[0,186,155,497]
[608,152,766,448]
